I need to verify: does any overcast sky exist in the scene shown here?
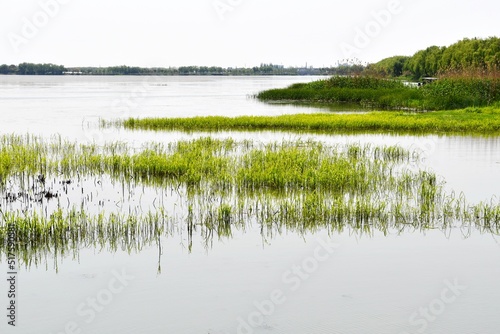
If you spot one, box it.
[1,0,499,68]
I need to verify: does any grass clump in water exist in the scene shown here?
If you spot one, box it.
[115,107,500,135]
[1,135,500,268]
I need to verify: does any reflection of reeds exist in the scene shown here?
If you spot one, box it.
[0,208,169,269]
[1,135,500,269]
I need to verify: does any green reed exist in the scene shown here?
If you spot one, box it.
[256,76,500,110]
[421,77,500,109]
[0,207,169,268]
[112,107,500,135]
[1,135,500,268]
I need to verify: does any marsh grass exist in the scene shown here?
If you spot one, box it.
[257,76,420,109]
[0,207,169,269]
[1,135,500,267]
[115,107,500,135]
[421,77,500,109]
[256,76,500,111]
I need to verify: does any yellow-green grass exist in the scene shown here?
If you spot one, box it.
[117,107,500,135]
[2,135,500,267]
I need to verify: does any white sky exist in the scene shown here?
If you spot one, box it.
[1,0,499,68]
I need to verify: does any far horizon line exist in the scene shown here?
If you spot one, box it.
[13,62,368,69]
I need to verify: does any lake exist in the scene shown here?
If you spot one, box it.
[1,76,499,334]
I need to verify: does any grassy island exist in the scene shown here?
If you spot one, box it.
[116,106,500,135]
[256,76,500,111]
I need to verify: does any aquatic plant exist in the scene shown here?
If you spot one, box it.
[256,76,500,110]
[421,77,500,109]
[1,135,500,269]
[114,108,500,135]
[257,77,422,110]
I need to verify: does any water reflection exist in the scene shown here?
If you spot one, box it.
[2,190,499,271]
[1,76,499,334]
[262,101,373,113]
[1,136,500,271]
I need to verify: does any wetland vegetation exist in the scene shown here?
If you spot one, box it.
[3,36,500,272]
[257,75,500,111]
[256,38,500,110]
[2,135,500,268]
[116,106,500,135]
[115,38,500,135]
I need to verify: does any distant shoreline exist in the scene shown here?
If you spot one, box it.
[0,73,331,77]
[0,63,362,77]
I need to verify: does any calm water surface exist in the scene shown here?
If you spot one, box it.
[0,76,499,334]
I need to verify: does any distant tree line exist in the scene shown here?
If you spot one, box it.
[67,64,357,76]
[0,62,366,76]
[367,37,500,79]
[3,38,499,79]
[0,63,65,75]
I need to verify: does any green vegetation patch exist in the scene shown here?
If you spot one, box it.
[117,107,500,135]
[256,76,500,110]
[0,134,500,263]
[2,135,500,266]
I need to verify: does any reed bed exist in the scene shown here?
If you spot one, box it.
[1,135,500,267]
[257,76,423,110]
[256,76,500,110]
[0,208,170,270]
[422,77,500,109]
[2,186,499,268]
[0,135,412,189]
[115,108,500,135]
